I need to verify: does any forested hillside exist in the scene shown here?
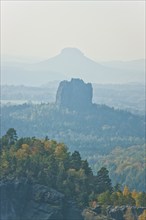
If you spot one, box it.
[1,103,144,149]
[1,130,146,210]
[1,79,145,192]
[89,145,146,191]
[1,103,145,191]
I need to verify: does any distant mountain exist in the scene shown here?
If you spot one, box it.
[1,48,145,85]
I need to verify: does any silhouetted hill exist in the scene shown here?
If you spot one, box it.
[36,48,145,84]
[1,48,145,85]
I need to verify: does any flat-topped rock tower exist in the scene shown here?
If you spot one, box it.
[56,78,93,112]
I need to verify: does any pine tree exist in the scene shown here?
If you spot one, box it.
[96,167,112,194]
[70,151,82,170]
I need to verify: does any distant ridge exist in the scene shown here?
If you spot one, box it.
[1,48,145,86]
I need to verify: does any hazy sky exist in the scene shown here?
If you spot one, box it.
[1,0,145,62]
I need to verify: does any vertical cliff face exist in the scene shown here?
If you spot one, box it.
[0,179,83,220]
[0,179,32,220]
[56,78,93,112]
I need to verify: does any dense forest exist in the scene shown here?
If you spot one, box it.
[1,102,145,191]
[0,129,146,210]
[1,103,144,145]
[89,145,146,191]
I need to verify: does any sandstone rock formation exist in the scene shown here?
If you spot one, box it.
[83,206,146,220]
[1,179,145,220]
[56,78,93,112]
[0,179,83,220]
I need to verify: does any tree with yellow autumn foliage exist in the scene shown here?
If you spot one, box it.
[138,210,146,220]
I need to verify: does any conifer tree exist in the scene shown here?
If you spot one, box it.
[96,167,112,193]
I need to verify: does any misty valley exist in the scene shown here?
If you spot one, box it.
[1,79,145,192]
[1,78,146,220]
[1,52,146,220]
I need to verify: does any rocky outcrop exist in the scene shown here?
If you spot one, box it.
[56,78,93,112]
[0,179,83,220]
[1,179,145,220]
[82,206,146,220]
[107,206,127,220]
[82,208,113,220]
[107,206,146,220]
